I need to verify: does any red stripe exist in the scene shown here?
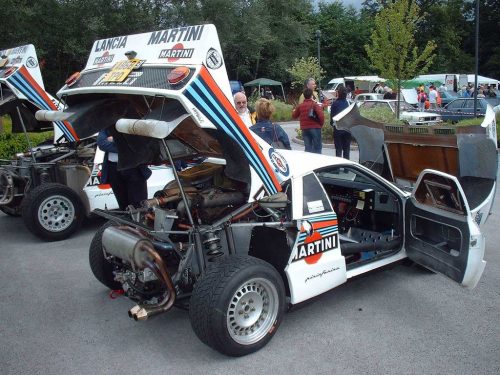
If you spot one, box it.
[18,66,80,141]
[198,67,281,192]
[313,220,338,229]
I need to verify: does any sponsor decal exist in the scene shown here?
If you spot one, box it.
[10,56,23,65]
[94,51,115,65]
[86,164,103,187]
[94,36,128,52]
[305,267,340,283]
[292,232,338,264]
[26,57,38,68]
[8,46,28,55]
[206,48,222,69]
[93,71,143,86]
[148,25,205,45]
[474,211,483,226]
[159,43,194,62]
[191,107,204,123]
[268,149,289,177]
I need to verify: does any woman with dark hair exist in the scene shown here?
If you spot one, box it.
[330,87,352,159]
[249,98,291,149]
[292,88,324,154]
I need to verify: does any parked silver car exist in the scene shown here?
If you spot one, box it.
[358,100,442,125]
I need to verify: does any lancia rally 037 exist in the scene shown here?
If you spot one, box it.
[45,25,497,356]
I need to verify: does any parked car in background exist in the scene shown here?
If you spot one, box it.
[229,80,244,96]
[354,93,384,102]
[358,100,442,125]
[438,90,459,106]
[428,98,491,123]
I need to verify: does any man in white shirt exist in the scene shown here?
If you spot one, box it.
[234,92,256,127]
[428,85,438,109]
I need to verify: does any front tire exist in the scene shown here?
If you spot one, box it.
[21,183,84,241]
[189,255,285,357]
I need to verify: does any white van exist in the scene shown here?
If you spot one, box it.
[323,76,386,98]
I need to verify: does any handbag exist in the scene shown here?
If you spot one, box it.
[308,104,320,122]
[271,124,286,149]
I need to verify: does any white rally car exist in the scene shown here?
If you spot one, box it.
[0,44,172,240]
[46,25,496,356]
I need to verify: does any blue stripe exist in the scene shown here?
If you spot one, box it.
[185,79,277,193]
[188,78,275,190]
[9,73,75,142]
[188,81,274,189]
[297,228,338,243]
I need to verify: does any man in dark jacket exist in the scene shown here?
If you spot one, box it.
[330,87,351,159]
[97,128,151,210]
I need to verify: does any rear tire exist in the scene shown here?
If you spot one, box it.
[189,255,285,357]
[21,183,84,241]
[89,221,122,290]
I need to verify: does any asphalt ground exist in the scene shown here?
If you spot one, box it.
[1,126,499,374]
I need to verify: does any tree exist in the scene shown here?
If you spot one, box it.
[365,0,436,118]
[286,56,325,90]
[418,0,473,73]
[316,1,372,79]
[361,0,388,16]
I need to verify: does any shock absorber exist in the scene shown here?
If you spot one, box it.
[38,168,51,184]
[202,231,224,261]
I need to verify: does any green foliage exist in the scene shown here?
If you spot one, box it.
[0,117,53,159]
[316,1,373,78]
[271,101,294,122]
[0,0,496,99]
[420,0,473,73]
[365,0,437,83]
[286,57,325,90]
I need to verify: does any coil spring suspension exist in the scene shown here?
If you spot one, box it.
[39,169,51,184]
[203,231,224,261]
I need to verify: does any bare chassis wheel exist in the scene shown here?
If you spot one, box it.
[21,183,84,241]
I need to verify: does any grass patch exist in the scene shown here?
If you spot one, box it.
[0,116,54,159]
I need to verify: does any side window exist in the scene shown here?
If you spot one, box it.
[302,173,333,216]
[447,100,463,110]
[414,174,466,215]
[464,100,475,109]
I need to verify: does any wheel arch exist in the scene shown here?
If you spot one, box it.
[248,226,292,296]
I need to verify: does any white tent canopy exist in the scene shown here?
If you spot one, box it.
[414,74,499,86]
[327,75,386,84]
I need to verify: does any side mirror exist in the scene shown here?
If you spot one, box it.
[257,192,289,209]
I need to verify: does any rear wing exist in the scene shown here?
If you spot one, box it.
[0,44,77,142]
[59,24,232,104]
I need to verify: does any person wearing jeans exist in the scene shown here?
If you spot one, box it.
[330,87,351,159]
[292,88,324,154]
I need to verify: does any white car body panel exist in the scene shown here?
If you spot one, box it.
[53,24,491,296]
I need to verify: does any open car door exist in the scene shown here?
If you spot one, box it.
[405,170,486,289]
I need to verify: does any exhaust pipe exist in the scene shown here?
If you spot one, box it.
[102,226,176,320]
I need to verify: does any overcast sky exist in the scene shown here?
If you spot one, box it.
[317,0,363,10]
[339,0,362,9]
